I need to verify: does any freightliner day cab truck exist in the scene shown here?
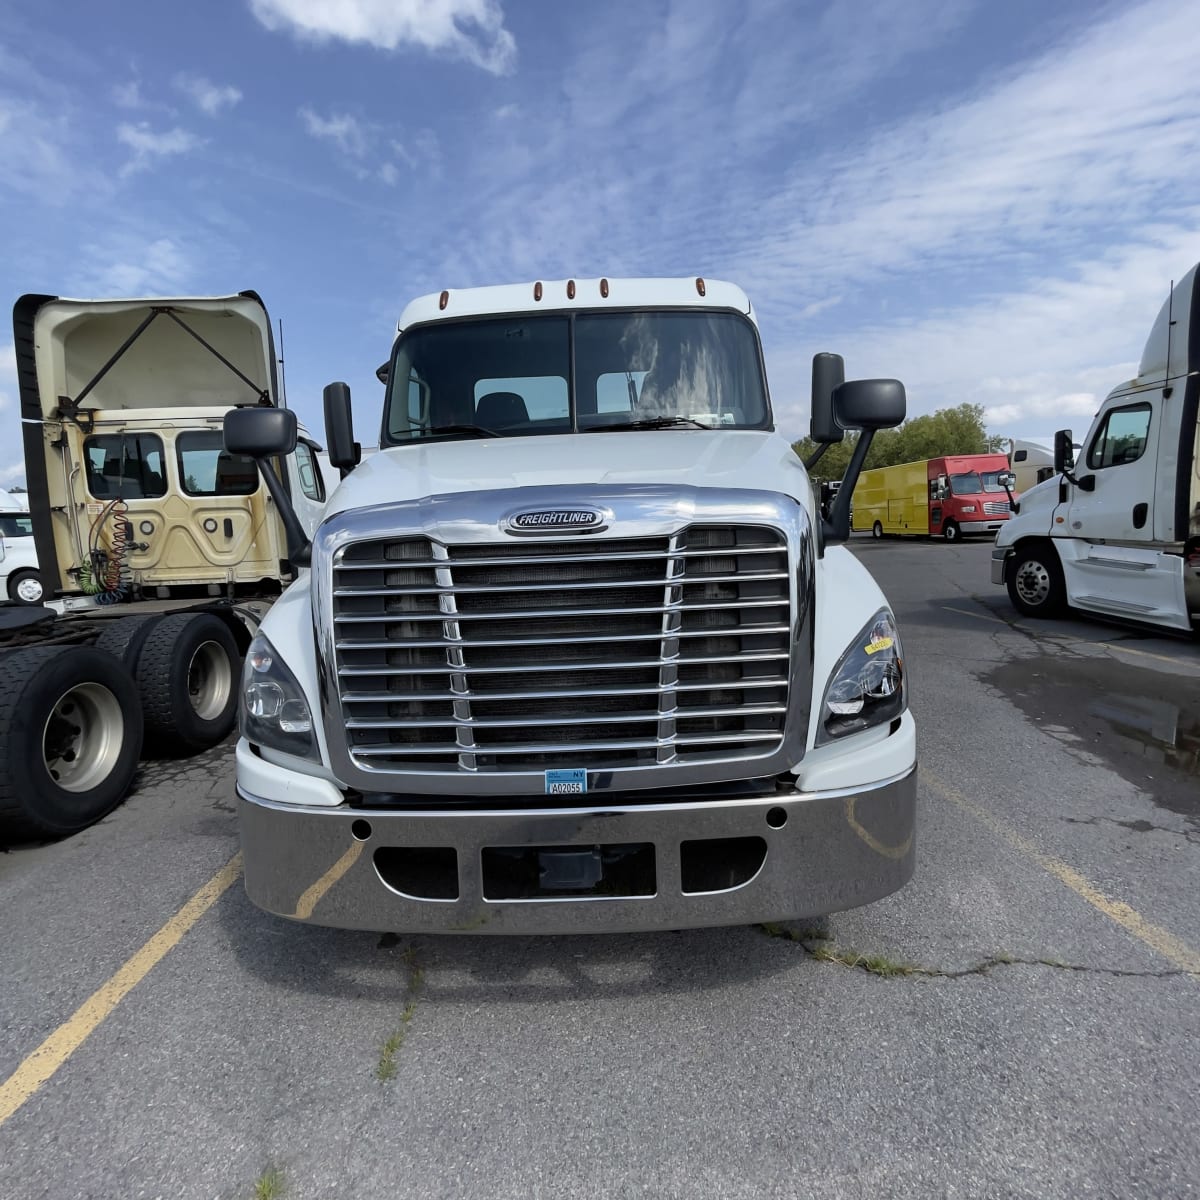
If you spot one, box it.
[994,265,1200,633]
[225,277,918,933]
[0,293,327,838]
[852,453,1016,541]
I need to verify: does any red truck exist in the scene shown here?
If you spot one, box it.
[851,452,1016,541]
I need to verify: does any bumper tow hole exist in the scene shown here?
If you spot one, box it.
[351,819,373,841]
[766,806,787,829]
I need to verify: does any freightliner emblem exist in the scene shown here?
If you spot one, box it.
[502,507,607,536]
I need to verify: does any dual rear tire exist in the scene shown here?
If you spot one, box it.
[0,613,242,839]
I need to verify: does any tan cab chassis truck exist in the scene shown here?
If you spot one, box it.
[0,292,324,838]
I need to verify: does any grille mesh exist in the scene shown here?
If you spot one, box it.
[332,525,792,773]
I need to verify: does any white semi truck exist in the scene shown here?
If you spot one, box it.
[0,293,326,838]
[994,266,1200,632]
[225,277,917,933]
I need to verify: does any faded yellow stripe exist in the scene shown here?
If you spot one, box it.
[923,769,1200,976]
[0,852,243,1127]
[292,840,363,920]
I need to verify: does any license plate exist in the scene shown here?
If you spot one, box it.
[545,769,587,795]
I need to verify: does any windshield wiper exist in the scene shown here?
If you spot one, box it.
[422,424,499,438]
[586,416,713,432]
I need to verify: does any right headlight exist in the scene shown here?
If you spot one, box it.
[240,633,319,760]
[816,609,906,745]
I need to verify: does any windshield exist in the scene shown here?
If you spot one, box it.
[381,310,770,443]
[949,471,1007,495]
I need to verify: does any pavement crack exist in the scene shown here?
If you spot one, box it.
[756,925,1195,980]
[375,945,424,1082]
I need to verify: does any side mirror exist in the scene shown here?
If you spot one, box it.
[223,406,297,457]
[998,471,1016,489]
[834,378,906,430]
[1054,429,1074,474]
[809,352,846,444]
[376,361,390,385]
[221,407,309,568]
[323,382,359,474]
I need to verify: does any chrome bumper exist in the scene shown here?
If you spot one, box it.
[991,547,1010,585]
[236,768,916,933]
[960,519,1007,535]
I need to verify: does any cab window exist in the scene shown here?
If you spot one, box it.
[84,434,166,499]
[177,430,259,496]
[295,441,326,503]
[0,515,33,537]
[1087,403,1152,469]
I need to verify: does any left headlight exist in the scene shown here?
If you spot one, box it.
[240,633,319,760]
[816,609,906,745]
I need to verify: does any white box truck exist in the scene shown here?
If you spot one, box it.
[225,277,917,933]
[994,266,1200,632]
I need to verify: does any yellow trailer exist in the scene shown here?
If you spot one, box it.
[851,460,930,537]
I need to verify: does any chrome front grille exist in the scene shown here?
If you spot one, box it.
[331,525,793,774]
[983,501,1009,516]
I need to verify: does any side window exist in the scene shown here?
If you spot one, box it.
[1013,449,1028,462]
[177,430,259,496]
[1086,403,1152,470]
[294,442,326,503]
[84,434,166,499]
[0,516,33,537]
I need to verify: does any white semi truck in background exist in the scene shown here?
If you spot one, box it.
[994,266,1200,633]
[225,276,917,933]
[0,293,326,838]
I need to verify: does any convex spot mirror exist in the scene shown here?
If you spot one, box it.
[835,378,906,430]
[223,406,297,458]
[1054,429,1074,474]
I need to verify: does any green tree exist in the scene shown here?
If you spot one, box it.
[793,403,1004,482]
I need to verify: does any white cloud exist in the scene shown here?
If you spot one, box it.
[379,161,399,186]
[116,122,203,176]
[112,80,145,109]
[76,236,193,296]
[249,0,516,74]
[174,73,242,116]
[299,107,368,157]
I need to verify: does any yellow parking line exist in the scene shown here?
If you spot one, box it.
[922,770,1200,976]
[1104,642,1199,668]
[0,852,243,1127]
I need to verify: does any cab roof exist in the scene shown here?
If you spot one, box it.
[397,277,754,333]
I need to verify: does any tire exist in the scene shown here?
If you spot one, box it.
[136,613,241,752]
[7,568,45,606]
[0,646,143,838]
[872,521,883,539]
[94,614,162,668]
[1006,543,1066,618]
[942,520,960,542]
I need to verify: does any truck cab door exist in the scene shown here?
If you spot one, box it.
[1057,398,1188,628]
[288,440,328,538]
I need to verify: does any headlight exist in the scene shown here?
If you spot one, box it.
[816,609,905,745]
[960,504,977,513]
[240,634,319,760]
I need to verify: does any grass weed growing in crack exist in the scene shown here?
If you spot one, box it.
[375,947,425,1082]
[252,1166,285,1200]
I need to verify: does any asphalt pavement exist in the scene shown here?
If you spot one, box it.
[2,536,1198,1200]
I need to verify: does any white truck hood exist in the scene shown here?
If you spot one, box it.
[323,430,812,518]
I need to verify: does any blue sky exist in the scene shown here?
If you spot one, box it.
[2,0,1199,486]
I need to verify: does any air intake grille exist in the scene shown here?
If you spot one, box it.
[330,526,793,774]
[983,501,1009,516]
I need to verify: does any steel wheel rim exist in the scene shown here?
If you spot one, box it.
[16,575,43,602]
[43,683,124,793]
[945,524,958,541]
[873,522,882,538]
[188,640,232,721]
[1015,560,1051,606]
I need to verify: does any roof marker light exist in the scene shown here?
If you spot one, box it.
[534,281,543,301]
[696,277,706,297]
[600,278,609,298]
[567,279,576,299]
[438,290,449,310]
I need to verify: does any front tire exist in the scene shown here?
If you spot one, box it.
[0,646,143,838]
[942,520,960,542]
[7,568,45,605]
[872,521,883,539]
[1007,543,1066,617]
[136,613,241,752]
